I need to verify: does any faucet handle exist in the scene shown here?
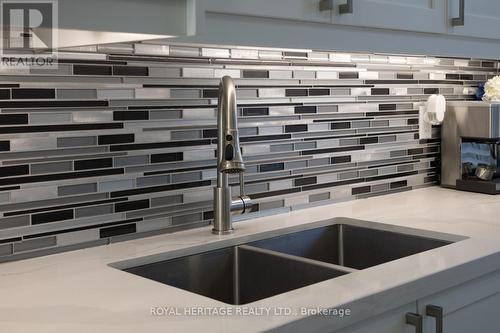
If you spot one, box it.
[239,172,245,197]
[237,172,253,214]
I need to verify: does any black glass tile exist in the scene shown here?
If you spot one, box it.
[285,89,308,97]
[367,111,418,117]
[0,123,122,135]
[151,152,183,163]
[242,70,269,78]
[110,139,211,152]
[32,209,74,225]
[100,223,137,238]
[115,199,150,212]
[352,186,371,195]
[424,88,439,94]
[259,163,284,173]
[0,168,124,186]
[0,141,9,151]
[294,176,317,187]
[0,100,108,108]
[339,72,359,79]
[12,89,55,99]
[302,145,365,155]
[309,89,330,96]
[445,73,460,80]
[0,237,21,244]
[408,148,424,155]
[397,73,414,79]
[0,186,20,192]
[459,74,473,80]
[391,180,408,189]
[379,104,397,111]
[285,124,308,133]
[203,129,217,138]
[110,180,211,198]
[0,114,28,125]
[360,136,378,144]
[0,165,29,178]
[294,106,316,114]
[98,134,135,145]
[243,107,269,116]
[113,66,149,76]
[203,89,219,98]
[240,134,291,143]
[331,155,351,164]
[331,122,351,130]
[0,89,10,99]
[203,211,214,220]
[408,118,419,125]
[249,187,301,200]
[283,51,308,58]
[371,88,390,95]
[74,65,112,75]
[74,158,113,170]
[113,111,149,121]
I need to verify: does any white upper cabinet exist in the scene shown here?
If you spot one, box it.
[203,0,331,23]
[330,0,447,33]
[448,0,500,40]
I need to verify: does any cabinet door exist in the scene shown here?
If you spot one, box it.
[448,0,500,40]
[419,269,500,333]
[331,0,446,34]
[442,293,500,333]
[203,0,331,23]
[335,303,418,333]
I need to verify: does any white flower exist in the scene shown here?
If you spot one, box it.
[483,75,500,101]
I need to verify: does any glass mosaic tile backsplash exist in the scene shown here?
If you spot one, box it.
[0,41,496,261]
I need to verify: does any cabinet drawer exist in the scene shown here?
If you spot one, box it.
[331,0,446,34]
[204,0,331,23]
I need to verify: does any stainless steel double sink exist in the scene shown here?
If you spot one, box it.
[111,218,462,305]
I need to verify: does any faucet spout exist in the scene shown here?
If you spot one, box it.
[212,76,253,235]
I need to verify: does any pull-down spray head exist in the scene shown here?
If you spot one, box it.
[217,76,245,174]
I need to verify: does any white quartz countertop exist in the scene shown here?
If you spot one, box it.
[2,187,500,333]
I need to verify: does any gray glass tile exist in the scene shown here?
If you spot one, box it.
[0,244,13,257]
[172,212,202,225]
[57,136,97,148]
[14,236,56,253]
[31,161,73,174]
[114,155,149,167]
[75,204,114,218]
[58,183,97,196]
[0,215,30,230]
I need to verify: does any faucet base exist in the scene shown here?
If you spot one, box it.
[212,228,234,235]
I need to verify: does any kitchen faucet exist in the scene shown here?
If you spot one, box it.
[212,76,253,235]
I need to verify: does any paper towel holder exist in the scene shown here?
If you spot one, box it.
[419,94,446,139]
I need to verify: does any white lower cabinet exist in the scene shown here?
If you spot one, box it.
[335,270,500,333]
[418,270,500,333]
[335,303,417,333]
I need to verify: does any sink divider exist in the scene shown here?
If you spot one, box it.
[237,244,358,275]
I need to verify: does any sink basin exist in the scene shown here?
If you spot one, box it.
[114,218,459,305]
[249,224,452,270]
[123,244,348,305]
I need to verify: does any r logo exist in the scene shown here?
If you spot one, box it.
[1,1,57,54]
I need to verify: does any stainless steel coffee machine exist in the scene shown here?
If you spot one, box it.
[442,101,500,194]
